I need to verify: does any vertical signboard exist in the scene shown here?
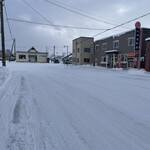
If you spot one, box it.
[135,21,142,69]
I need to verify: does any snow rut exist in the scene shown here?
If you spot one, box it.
[5,76,35,150]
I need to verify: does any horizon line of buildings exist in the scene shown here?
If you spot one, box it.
[72,28,150,71]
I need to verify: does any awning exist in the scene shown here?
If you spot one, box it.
[105,50,118,54]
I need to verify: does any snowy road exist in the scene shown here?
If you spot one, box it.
[0,62,150,150]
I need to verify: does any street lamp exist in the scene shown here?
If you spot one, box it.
[64,45,68,64]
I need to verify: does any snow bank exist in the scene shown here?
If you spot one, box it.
[0,67,10,87]
[127,69,149,76]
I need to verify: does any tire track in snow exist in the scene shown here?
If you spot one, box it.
[0,75,36,150]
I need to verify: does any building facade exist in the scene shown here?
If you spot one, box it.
[91,28,150,68]
[72,37,94,65]
[16,47,48,63]
[145,38,150,71]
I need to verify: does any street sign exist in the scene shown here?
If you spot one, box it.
[135,27,141,51]
[135,21,141,28]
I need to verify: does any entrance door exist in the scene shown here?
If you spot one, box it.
[28,55,37,62]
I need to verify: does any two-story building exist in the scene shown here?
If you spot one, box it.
[72,37,94,65]
[91,28,150,68]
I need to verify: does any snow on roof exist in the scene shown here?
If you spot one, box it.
[145,37,150,41]
[105,50,118,54]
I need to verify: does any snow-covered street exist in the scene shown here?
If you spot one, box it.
[0,62,150,150]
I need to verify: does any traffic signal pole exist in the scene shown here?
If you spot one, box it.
[0,0,6,66]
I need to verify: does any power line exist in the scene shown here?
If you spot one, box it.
[8,18,112,31]
[4,3,14,40]
[22,0,75,38]
[44,0,131,30]
[46,0,132,30]
[93,11,150,37]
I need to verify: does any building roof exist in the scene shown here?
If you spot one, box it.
[145,37,150,41]
[73,37,94,41]
[105,50,118,54]
[28,47,38,53]
[95,28,150,43]
[16,51,48,54]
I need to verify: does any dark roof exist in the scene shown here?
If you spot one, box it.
[28,46,38,53]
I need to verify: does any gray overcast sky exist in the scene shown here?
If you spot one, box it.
[4,0,150,54]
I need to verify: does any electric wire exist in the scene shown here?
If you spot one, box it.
[44,0,131,30]
[93,11,150,37]
[8,18,111,31]
[4,3,14,40]
[45,0,132,30]
[22,0,75,38]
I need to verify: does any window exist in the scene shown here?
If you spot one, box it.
[101,56,106,62]
[95,44,99,51]
[84,58,90,62]
[84,48,90,52]
[19,55,26,59]
[102,43,107,50]
[128,37,135,46]
[77,48,80,53]
[118,54,127,62]
[113,40,119,48]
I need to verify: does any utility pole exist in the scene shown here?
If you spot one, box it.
[64,45,68,64]
[75,41,77,65]
[53,45,55,62]
[14,38,16,57]
[0,0,6,66]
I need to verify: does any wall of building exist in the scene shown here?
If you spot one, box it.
[16,52,28,62]
[72,37,93,65]
[145,40,150,71]
[16,52,48,63]
[92,28,150,68]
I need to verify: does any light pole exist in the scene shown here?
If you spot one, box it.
[64,45,68,64]
[0,0,6,66]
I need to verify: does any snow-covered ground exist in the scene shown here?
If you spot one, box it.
[0,62,150,150]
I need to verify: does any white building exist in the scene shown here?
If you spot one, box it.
[16,47,48,63]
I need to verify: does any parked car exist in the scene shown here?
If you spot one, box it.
[54,59,59,63]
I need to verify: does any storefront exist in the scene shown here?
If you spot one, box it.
[105,50,118,68]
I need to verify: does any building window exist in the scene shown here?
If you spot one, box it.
[77,48,80,53]
[101,56,106,62]
[19,55,26,59]
[102,43,107,50]
[95,44,99,51]
[84,58,90,62]
[113,40,119,48]
[128,37,135,46]
[118,54,127,62]
[84,48,90,52]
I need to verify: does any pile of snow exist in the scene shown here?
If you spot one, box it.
[0,67,10,87]
[127,69,148,75]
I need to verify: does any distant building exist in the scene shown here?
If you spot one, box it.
[92,28,150,68]
[72,37,94,65]
[62,53,72,64]
[0,49,12,60]
[16,47,48,63]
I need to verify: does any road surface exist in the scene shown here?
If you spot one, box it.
[0,62,150,150]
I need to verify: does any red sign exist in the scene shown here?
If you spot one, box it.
[118,58,121,68]
[126,53,135,58]
[135,21,141,28]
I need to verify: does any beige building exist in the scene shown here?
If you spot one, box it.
[72,37,94,65]
[16,47,48,63]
